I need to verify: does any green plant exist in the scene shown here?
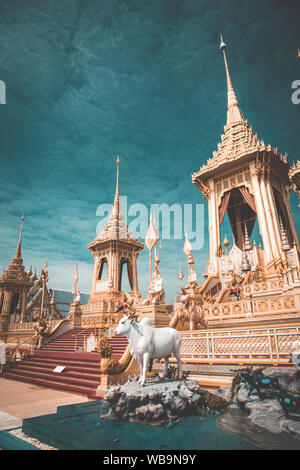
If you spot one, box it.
[166,365,190,381]
[230,373,244,400]
[204,392,229,411]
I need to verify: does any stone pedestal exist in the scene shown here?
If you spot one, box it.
[101,378,223,425]
[136,304,170,328]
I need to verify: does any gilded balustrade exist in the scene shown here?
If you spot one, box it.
[179,325,300,363]
[7,320,59,331]
[202,294,299,321]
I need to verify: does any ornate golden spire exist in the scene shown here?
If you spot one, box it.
[279,218,290,252]
[72,263,79,296]
[178,263,184,281]
[220,34,244,125]
[95,157,138,242]
[183,229,193,256]
[112,156,120,216]
[223,233,229,254]
[14,214,24,260]
[243,222,252,251]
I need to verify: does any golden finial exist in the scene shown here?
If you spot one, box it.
[14,214,24,259]
[183,229,192,256]
[219,33,244,125]
[243,223,252,251]
[220,33,226,51]
[178,263,184,281]
[112,156,120,217]
[223,233,229,254]
[73,263,79,296]
[297,49,300,60]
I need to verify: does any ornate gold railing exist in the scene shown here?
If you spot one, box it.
[202,294,299,321]
[178,325,300,364]
[7,320,59,331]
[72,330,84,352]
[3,334,37,363]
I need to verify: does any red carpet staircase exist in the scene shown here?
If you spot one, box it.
[2,328,128,398]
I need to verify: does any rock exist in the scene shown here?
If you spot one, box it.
[280,418,300,438]
[287,372,300,393]
[213,385,232,402]
[247,392,259,402]
[236,383,250,405]
[178,388,193,401]
[245,399,285,433]
[102,378,218,425]
[186,381,201,393]
[135,405,150,420]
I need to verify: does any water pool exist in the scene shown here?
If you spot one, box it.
[21,400,262,450]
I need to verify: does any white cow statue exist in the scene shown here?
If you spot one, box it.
[115,315,182,386]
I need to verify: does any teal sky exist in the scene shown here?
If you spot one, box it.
[0,0,299,303]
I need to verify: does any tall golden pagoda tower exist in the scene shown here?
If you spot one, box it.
[80,158,144,328]
[189,35,300,329]
[0,216,33,330]
[193,35,299,278]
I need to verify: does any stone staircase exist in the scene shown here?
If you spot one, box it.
[2,328,128,398]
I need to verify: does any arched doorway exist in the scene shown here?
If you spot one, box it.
[98,258,108,280]
[9,292,20,323]
[219,186,257,250]
[118,258,133,292]
[0,293,4,314]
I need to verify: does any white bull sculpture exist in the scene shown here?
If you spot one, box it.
[115,316,182,386]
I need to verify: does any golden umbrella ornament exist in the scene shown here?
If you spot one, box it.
[145,209,159,289]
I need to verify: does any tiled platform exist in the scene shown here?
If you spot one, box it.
[0,377,90,420]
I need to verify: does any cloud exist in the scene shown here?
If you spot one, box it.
[0,0,299,303]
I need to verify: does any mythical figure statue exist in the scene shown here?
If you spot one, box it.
[225,268,244,300]
[115,292,140,320]
[187,265,198,289]
[142,266,165,306]
[33,315,49,349]
[73,289,81,306]
[172,292,207,330]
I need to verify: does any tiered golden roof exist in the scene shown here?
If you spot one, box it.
[289,160,300,204]
[0,215,33,286]
[93,158,141,244]
[192,35,288,183]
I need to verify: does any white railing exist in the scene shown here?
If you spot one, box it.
[179,326,300,363]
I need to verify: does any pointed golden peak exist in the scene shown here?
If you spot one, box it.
[183,229,192,256]
[219,33,226,51]
[243,222,252,251]
[112,156,120,217]
[14,214,24,259]
[223,233,229,248]
[220,34,244,125]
